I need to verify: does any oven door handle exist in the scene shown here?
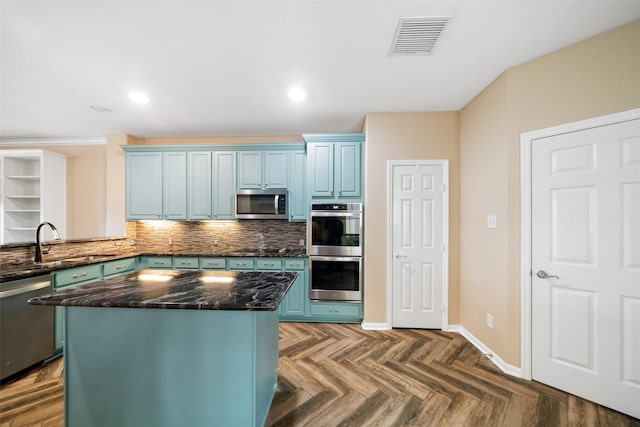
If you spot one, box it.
[309,212,361,217]
[310,256,361,262]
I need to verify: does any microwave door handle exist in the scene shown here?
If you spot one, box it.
[274,195,279,214]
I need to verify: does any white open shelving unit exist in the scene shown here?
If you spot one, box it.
[0,149,66,244]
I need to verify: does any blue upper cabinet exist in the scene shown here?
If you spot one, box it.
[237,151,288,189]
[126,152,163,220]
[307,143,334,197]
[335,143,361,197]
[124,144,303,221]
[288,150,306,221]
[187,152,213,220]
[237,151,262,189]
[264,151,288,188]
[303,133,364,201]
[163,152,188,220]
[213,151,237,220]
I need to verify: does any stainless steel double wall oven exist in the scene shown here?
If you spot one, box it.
[309,203,362,301]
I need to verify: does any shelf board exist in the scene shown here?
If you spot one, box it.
[6,175,40,180]
[6,227,37,231]
[4,210,41,213]
[5,195,40,199]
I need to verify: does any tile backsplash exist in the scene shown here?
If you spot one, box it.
[0,220,306,267]
[134,220,306,254]
[0,222,137,266]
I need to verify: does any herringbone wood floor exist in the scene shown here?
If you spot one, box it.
[1,323,638,426]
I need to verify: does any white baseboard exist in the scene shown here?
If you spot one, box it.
[361,322,391,330]
[448,324,523,378]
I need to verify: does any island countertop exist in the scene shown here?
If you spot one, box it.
[28,269,296,311]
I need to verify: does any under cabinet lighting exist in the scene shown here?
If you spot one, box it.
[138,273,172,282]
[200,276,235,284]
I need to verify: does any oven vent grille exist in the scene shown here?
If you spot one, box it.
[389,16,451,56]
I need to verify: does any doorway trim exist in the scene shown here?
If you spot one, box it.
[386,159,449,331]
[519,107,640,380]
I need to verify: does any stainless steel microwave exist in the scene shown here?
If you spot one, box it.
[235,189,288,219]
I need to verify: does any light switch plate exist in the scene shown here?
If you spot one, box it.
[487,215,497,229]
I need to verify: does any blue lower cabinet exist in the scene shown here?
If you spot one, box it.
[200,258,226,270]
[140,256,172,269]
[309,302,362,323]
[255,259,283,270]
[53,265,104,352]
[103,258,137,277]
[279,259,308,321]
[53,259,137,353]
[172,257,199,270]
[228,258,255,270]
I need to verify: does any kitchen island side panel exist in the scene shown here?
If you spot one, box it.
[64,307,278,427]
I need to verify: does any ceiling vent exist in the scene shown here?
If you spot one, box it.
[389,16,451,56]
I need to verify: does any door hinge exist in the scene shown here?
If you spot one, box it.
[442,184,446,192]
[442,244,446,253]
[442,304,445,313]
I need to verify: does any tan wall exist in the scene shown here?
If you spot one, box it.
[460,19,640,366]
[363,112,461,324]
[459,73,511,359]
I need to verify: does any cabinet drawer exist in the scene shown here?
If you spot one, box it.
[200,258,226,270]
[173,257,199,270]
[54,264,102,288]
[256,259,283,270]
[309,302,361,318]
[144,257,172,269]
[284,259,305,270]
[103,258,136,277]
[228,258,255,270]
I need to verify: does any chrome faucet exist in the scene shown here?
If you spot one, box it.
[35,222,61,263]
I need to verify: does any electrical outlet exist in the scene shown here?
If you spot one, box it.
[214,239,219,246]
[486,314,494,329]
[114,241,122,246]
[168,238,173,245]
[299,239,305,246]
[487,215,497,229]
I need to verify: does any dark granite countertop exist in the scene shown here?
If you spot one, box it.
[28,269,297,311]
[0,248,307,283]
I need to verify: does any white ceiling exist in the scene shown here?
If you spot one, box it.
[1,1,640,140]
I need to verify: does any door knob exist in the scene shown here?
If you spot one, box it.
[395,254,407,259]
[536,270,559,279]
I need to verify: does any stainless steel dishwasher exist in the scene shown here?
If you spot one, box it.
[0,275,54,380]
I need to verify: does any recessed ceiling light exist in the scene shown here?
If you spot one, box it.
[288,86,306,103]
[90,104,111,113]
[128,91,150,104]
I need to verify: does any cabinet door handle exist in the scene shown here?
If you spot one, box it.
[72,272,88,279]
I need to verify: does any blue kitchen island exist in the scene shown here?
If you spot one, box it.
[29,269,296,427]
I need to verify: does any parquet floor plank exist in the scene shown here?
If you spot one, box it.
[1,323,638,426]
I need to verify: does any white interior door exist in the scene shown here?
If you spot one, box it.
[531,118,640,418]
[390,161,447,329]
